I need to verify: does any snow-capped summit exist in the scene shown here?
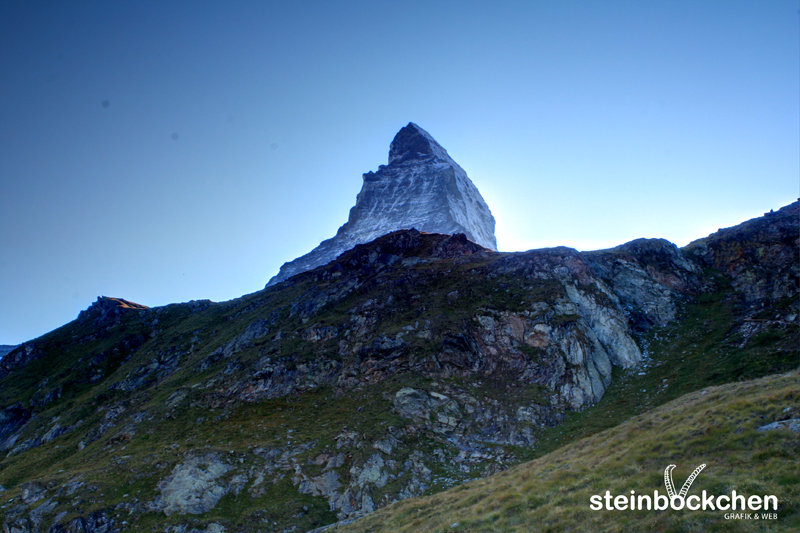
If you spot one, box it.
[266,123,497,286]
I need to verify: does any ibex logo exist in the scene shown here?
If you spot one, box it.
[663,463,706,504]
[589,464,778,512]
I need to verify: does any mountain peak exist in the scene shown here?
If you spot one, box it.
[77,296,148,326]
[388,122,452,165]
[267,123,497,286]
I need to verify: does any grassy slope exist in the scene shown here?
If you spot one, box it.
[331,370,800,533]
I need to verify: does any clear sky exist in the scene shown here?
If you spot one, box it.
[1,1,798,346]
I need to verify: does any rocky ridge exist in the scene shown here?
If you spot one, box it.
[684,201,799,307]
[267,123,497,286]
[0,347,17,361]
[0,202,796,533]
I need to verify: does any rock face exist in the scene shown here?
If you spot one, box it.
[584,238,702,327]
[238,231,657,415]
[150,455,235,516]
[0,345,17,360]
[683,202,800,307]
[72,296,150,332]
[267,123,497,286]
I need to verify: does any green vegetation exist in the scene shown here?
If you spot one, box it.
[532,274,798,458]
[331,371,800,533]
[0,225,796,532]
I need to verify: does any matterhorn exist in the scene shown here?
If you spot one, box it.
[267,123,497,286]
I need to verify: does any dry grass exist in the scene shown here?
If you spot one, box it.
[331,371,800,532]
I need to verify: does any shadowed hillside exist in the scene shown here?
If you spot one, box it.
[0,203,796,533]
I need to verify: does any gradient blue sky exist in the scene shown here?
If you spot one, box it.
[1,1,798,345]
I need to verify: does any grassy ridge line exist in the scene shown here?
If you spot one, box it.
[330,371,799,533]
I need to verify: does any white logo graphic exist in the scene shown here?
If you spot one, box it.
[664,463,706,499]
[589,464,778,512]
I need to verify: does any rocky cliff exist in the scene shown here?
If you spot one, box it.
[0,346,17,360]
[684,201,799,308]
[267,123,497,286]
[0,203,796,533]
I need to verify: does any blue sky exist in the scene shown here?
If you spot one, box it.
[1,1,798,345]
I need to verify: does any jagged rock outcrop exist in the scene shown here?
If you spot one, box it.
[235,232,653,415]
[0,344,41,379]
[684,201,799,307]
[0,346,17,361]
[77,296,149,327]
[149,455,237,516]
[584,238,702,327]
[267,123,496,286]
